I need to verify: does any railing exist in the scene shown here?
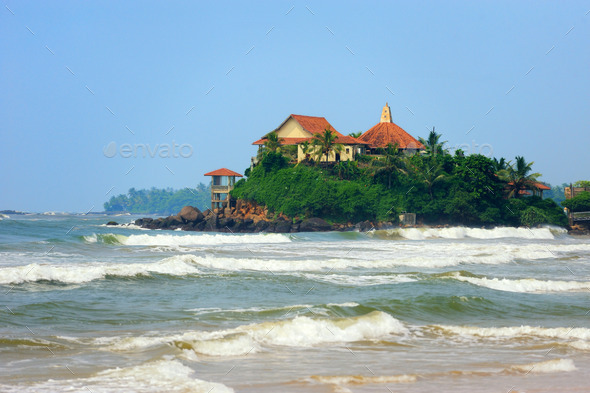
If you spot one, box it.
[572,211,590,222]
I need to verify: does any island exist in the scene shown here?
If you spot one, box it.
[127,104,586,233]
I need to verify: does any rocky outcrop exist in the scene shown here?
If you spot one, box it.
[133,201,330,233]
[131,200,404,233]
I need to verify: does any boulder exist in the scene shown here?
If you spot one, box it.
[299,217,332,232]
[179,206,203,223]
[106,221,119,226]
[254,219,269,232]
[273,219,292,233]
[163,215,183,229]
[205,213,219,231]
[357,220,375,233]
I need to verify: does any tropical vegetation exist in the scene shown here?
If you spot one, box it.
[232,129,568,227]
[103,184,210,215]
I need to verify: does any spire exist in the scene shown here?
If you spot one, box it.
[380,102,392,123]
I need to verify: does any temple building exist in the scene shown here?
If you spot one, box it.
[204,168,243,210]
[252,114,367,162]
[358,103,424,154]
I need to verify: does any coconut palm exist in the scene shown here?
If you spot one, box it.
[263,131,283,153]
[499,156,541,198]
[348,131,363,138]
[492,157,509,172]
[418,127,446,156]
[371,143,405,188]
[312,128,343,163]
[298,140,314,164]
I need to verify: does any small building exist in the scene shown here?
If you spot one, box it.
[204,168,243,211]
[508,181,551,197]
[358,103,424,154]
[252,114,367,162]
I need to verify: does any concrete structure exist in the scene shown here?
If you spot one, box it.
[204,168,243,211]
[358,103,424,154]
[253,114,367,162]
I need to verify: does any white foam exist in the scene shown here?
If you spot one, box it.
[383,226,561,240]
[448,272,590,293]
[434,325,590,341]
[311,374,417,385]
[302,273,417,286]
[86,232,291,246]
[0,255,201,284]
[507,358,577,374]
[0,359,233,393]
[83,311,407,356]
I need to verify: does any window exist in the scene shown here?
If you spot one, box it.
[346,148,350,154]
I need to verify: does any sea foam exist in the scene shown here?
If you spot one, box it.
[447,272,590,293]
[0,359,233,393]
[82,311,407,356]
[84,232,291,246]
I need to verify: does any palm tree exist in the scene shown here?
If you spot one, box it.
[263,132,283,154]
[418,127,446,156]
[298,140,314,164]
[492,157,509,172]
[371,143,405,188]
[422,163,445,200]
[348,131,363,138]
[499,156,541,198]
[312,128,343,163]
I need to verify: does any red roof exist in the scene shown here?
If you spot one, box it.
[507,181,551,190]
[204,168,243,177]
[252,114,367,146]
[358,122,424,150]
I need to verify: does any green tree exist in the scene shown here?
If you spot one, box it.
[418,127,446,156]
[348,131,363,138]
[312,128,343,163]
[263,132,283,154]
[371,143,405,189]
[562,192,590,212]
[498,156,541,198]
[574,180,590,188]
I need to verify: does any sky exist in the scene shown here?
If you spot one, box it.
[1,1,589,212]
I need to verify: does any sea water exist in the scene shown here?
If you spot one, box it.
[0,214,589,392]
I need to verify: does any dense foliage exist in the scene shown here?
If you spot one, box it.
[103,184,210,215]
[232,132,568,227]
[562,192,590,212]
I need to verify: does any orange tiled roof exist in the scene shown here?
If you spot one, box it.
[507,181,551,190]
[358,122,424,150]
[204,168,243,177]
[252,114,367,146]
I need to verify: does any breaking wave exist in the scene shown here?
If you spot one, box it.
[445,272,590,293]
[0,255,202,284]
[83,232,291,246]
[374,226,566,240]
[77,311,407,356]
[507,358,577,374]
[0,359,233,393]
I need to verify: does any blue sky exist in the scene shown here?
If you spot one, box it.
[1,1,589,212]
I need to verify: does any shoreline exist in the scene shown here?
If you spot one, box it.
[118,204,585,235]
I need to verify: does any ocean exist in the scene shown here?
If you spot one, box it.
[1,214,589,392]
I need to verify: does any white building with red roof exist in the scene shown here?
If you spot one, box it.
[252,114,367,163]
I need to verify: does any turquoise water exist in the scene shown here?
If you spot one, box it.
[1,214,589,392]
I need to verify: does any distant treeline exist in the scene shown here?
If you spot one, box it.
[103,184,210,215]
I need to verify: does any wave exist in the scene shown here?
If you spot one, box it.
[374,226,566,240]
[507,358,577,374]
[432,324,590,341]
[83,232,292,246]
[0,359,233,393]
[311,374,417,385]
[77,311,407,356]
[445,272,590,293]
[0,255,201,284]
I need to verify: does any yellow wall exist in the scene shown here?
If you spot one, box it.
[297,144,357,162]
[276,117,311,138]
